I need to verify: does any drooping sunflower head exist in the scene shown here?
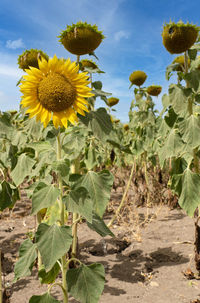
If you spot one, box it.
[123,124,129,131]
[172,55,190,71]
[18,49,49,70]
[20,55,93,128]
[58,21,105,56]
[162,21,199,54]
[147,85,162,96]
[80,59,98,71]
[129,71,147,87]
[107,97,119,107]
[173,55,185,65]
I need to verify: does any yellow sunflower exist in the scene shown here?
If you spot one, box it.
[20,55,93,128]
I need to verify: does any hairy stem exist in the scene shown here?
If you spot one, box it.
[57,130,68,303]
[0,250,2,303]
[70,158,80,258]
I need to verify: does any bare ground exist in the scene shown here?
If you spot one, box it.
[1,170,200,303]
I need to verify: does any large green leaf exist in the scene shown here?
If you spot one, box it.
[31,183,60,215]
[11,153,36,186]
[158,129,183,166]
[35,223,72,271]
[178,168,200,216]
[38,262,60,284]
[67,263,105,303]
[79,108,112,141]
[14,239,37,282]
[27,141,54,153]
[0,112,13,137]
[52,158,70,183]
[62,131,85,159]
[179,114,200,149]
[29,293,60,303]
[168,84,191,117]
[0,181,13,211]
[64,187,93,223]
[11,130,27,147]
[77,170,114,217]
[23,117,44,141]
[184,70,200,91]
[87,213,114,237]
[164,107,177,128]
[85,147,97,170]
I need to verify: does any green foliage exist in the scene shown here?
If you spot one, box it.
[35,223,72,271]
[67,263,105,303]
[64,187,93,223]
[31,183,61,215]
[178,168,200,216]
[75,170,114,217]
[11,153,36,186]
[29,293,60,303]
[87,213,114,237]
[14,239,37,281]
[38,262,60,284]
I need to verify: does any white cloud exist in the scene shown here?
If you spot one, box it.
[114,30,130,41]
[0,64,23,78]
[6,38,25,50]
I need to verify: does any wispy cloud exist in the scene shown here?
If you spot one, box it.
[0,64,23,78]
[114,30,130,41]
[6,38,25,50]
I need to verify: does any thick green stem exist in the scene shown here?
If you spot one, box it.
[36,212,42,269]
[71,213,79,258]
[0,250,2,303]
[57,130,68,303]
[70,158,80,258]
[107,162,135,228]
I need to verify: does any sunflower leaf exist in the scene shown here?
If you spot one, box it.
[35,223,72,271]
[67,263,105,303]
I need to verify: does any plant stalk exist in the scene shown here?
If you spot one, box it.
[70,158,80,258]
[0,250,2,303]
[107,162,135,228]
[57,130,68,303]
[36,212,43,269]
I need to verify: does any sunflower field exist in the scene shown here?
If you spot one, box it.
[1,20,200,303]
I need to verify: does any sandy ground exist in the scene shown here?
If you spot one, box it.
[1,194,200,303]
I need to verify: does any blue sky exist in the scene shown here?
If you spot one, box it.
[0,0,199,122]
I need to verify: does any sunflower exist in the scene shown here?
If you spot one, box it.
[146,85,162,96]
[80,59,98,71]
[107,97,119,107]
[123,124,129,131]
[59,21,104,56]
[18,49,49,70]
[129,71,147,87]
[20,55,93,128]
[162,21,199,54]
[172,55,190,71]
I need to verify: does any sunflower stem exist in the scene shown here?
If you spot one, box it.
[0,250,2,303]
[107,162,135,228]
[57,129,68,303]
[76,55,80,65]
[71,158,80,258]
[36,212,43,269]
